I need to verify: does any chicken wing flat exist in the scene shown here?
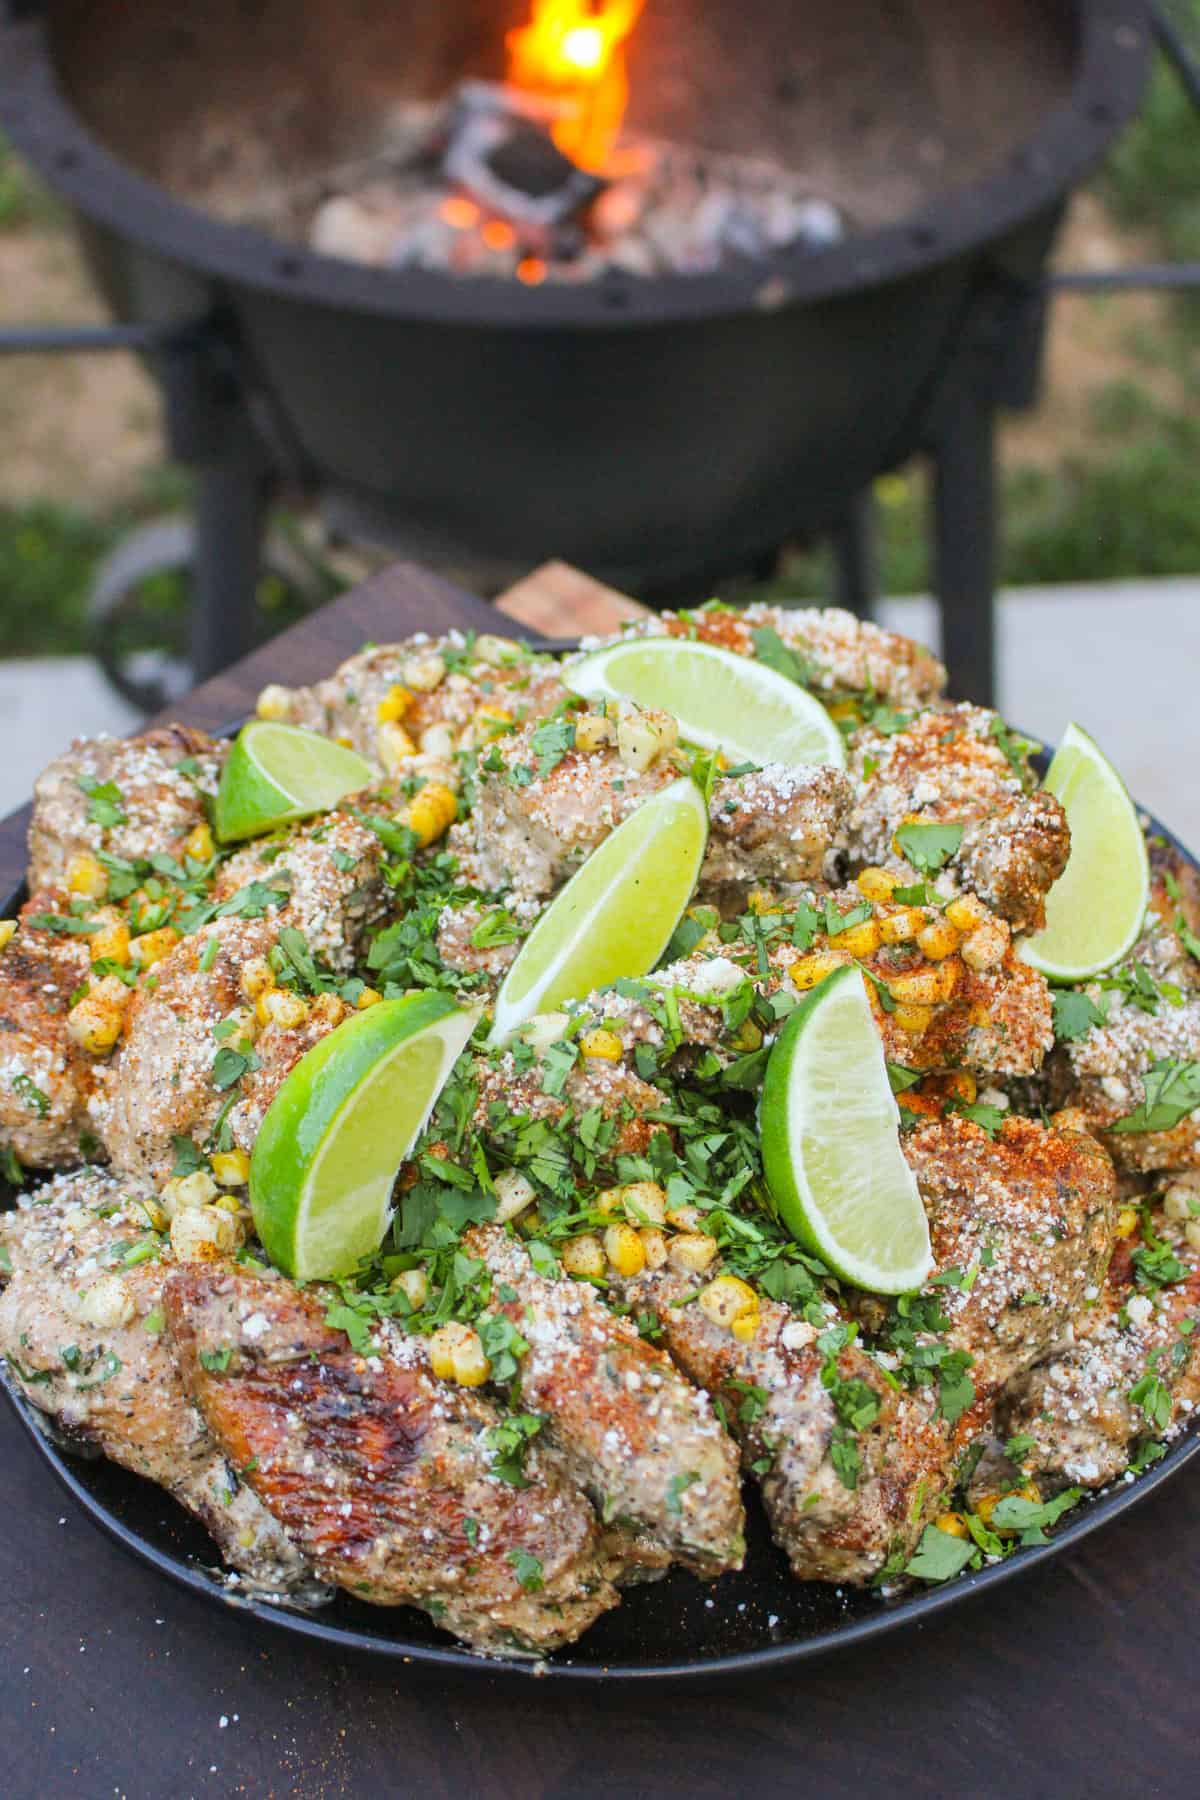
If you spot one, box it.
[164,1264,624,1656]
[0,894,96,1169]
[462,1225,745,1578]
[844,704,1069,931]
[28,726,224,894]
[0,1170,307,1589]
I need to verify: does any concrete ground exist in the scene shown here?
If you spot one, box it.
[0,576,1196,850]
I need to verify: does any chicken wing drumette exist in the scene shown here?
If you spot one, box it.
[0,1170,307,1589]
[0,893,97,1169]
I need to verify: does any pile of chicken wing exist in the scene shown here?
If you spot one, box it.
[3,605,1199,1657]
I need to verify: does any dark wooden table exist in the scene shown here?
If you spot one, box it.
[2,564,1196,1800]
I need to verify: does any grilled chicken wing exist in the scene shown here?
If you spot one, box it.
[0,1171,307,1588]
[999,1194,1200,1490]
[463,1225,744,1578]
[212,807,389,975]
[0,894,97,1169]
[28,726,224,894]
[164,1264,623,1655]
[843,704,1069,931]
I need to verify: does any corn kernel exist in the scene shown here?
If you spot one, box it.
[1186,1220,1200,1253]
[89,919,131,966]
[789,950,845,992]
[945,894,988,932]
[238,957,275,1000]
[580,1028,623,1062]
[400,783,457,850]
[698,1274,759,1331]
[1115,1206,1139,1239]
[376,683,413,724]
[255,683,292,720]
[429,1321,490,1386]
[639,1227,669,1271]
[936,1511,969,1539]
[76,1274,135,1330]
[976,1483,1039,1532]
[473,634,523,667]
[731,1310,762,1344]
[474,703,514,739]
[161,1170,219,1217]
[377,720,418,773]
[619,1182,667,1226]
[129,925,180,968]
[402,653,446,693]
[892,1001,934,1036]
[184,822,215,863]
[67,852,107,901]
[730,1017,763,1054]
[0,920,16,953]
[351,985,380,1011]
[311,992,351,1029]
[666,1204,703,1232]
[131,1196,169,1234]
[856,867,899,902]
[616,706,678,772]
[419,723,457,759]
[170,1203,244,1262]
[575,713,617,753]
[747,889,783,917]
[961,920,1009,973]
[879,907,927,946]
[943,1071,977,1105]
[668,1232,718,1275]
[604,1221,647,1278]
[257,988,310,1031]
[212,1192,247,1218]
[888,962,959,1006]
[391,1267,429,1311]
[917,917,960,961]
[1164,1184,1196,1223]
[560,1233,606,1280]
[67,978,130,1055]
[493,1168,537,1224]
[211,1149,250,1188]
[835,919,882,959]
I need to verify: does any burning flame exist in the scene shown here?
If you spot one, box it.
[506,0,646,173]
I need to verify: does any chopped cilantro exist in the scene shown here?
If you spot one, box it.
[666,1470,701,1515]
[894,819,964,875]
[507,1549,544,1593]
[486,1413,544,1487]
[989,1487,1083,1534]
[1109,1058,1200,1134]
[211,1042,261,1091]
[12,1074,49,1119]
[76,775,127,829]
[198,1346,234,1373]
[1052,989,1106,1043]
[905,1524,977,1582]
[750,624,810,687]
[469,908,522,950]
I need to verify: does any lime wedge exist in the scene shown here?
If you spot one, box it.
[215,720,376,843]
[1019,722,1149,982]
[250,992,475,1280]
[760,964,932,1294]
[488,776,708,1046]
[563,635,846,770]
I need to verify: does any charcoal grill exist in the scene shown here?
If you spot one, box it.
[0,1,1168,702]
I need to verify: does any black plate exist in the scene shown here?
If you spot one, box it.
[3,799,1199,1681]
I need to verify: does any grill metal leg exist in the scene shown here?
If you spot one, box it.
[829,490,876,618]
[190,416,269,681]
[932,383,996,707]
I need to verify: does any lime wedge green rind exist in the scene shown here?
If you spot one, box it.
[250,992,475,1281]
[215,720,376,843]
[488,776,709,1046]
[563,635,846,770]
[760,964,932,1295]
[1019,721,1149,983]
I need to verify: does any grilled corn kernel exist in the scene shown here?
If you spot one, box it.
[960,920,1009,973]
[255,683,293,720]
[1049,1105,1091,1136]
[580,1028,623,1062]
[211,1149,250,1188]
[183,822,215,863]
[976,1483,1039,1532]
[76,1274,135,1330]
[575,712,617,753]
[257,988,310,1031]
[943,1071,978,1105]
[170,1203,244,1262]
[879,906,927,946]
[666,1204,703,1232]
[353,985,381,1010]
[639,1228,669,1271]
[239,956,275,1001]
[474,703,514,739]
[1115,1206,1139,1239]
[129,925,180,968]
[161,1170,219,1217]
[856,867,899,902]
[402,652,446,693]
[391,1267,429,1311]
[730,1017,764,1054]
[520,1011,570,1052]
[67,978,130,1055]
[131,1196,169,1234]
[429,1321,491,1386]
[1164,1184,1197,1223]
[401,783,457,849]
[376,683,413,724]
[377,720,418,773]
[0,919,15,953]
[917,917,960,961]
[668,1232,718,1275]
[604,1221,647,1277]
[418,723,456,759]
[935,1511,969,1539]
[620,1182,668,1226]
[789,949,845,992]
[747,889,783,917]
[1186,1220,1200,1253]
[730,1310,761,1344]
[889,961,960,1006]
[698,1274,758,1330]
[493,1168,538,1225]
[67,851,107,900]
[311,992,351,1029]
[892,1001,934,1036]
[945,894,988,932]
[616,706,678,772]
[473,633,523,667]
[560,1233,606,1280]
[89,918,131,966]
